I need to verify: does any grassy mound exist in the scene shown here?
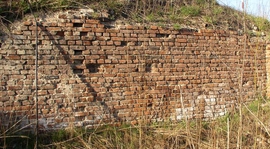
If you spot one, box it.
[0,0,270,33]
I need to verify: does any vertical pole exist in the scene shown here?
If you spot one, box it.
[26,0,39,148]
[266,45,270,97]
[237,1,246,149]
[34,19,39,149]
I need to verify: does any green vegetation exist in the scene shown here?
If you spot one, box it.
[0,0,270,34]
[179,5,201,17]
[249,15,270,32]
[173,23,181,30]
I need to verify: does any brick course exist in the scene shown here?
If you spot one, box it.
[0,11,268,129]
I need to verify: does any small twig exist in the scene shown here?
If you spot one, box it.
[0,135,30,139]
[227,117,230,149]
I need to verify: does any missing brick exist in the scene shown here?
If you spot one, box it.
[58,104,64,108]
[74,50,83,55]
[104,25,114,29]
[74,23,83,27]
[73,69,83,74]
[121,41,127,46]
[56,31,65,36]
[135,41,142,46]
[75,116,84,121]
[74,60,84,64]
[145,63,152,72]
[80,32,88,36]
[86,63,100,73]
[156,33,169,38]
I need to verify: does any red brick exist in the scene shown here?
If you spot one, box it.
[46,27,62,31]
[71,19,83,23]
[150,25,158,30]
[93,28,105,33]
[106,29,119,33]
[68,41,76,45]
[80,28,92,32]
[120,30,134,34]
[66,23,73,27]
[111,37,124,41]
[75,40,83,45]
[86,20,100,24]
[6,55,21,60]
[176,39,187,43]
[23,21,33,26]
[74,112,88,117]
[83,41,91,45]
[147,30,159,34]
[126,25,134,30]
[84,23,97,28]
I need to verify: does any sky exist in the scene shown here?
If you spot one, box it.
[217,0,270,19]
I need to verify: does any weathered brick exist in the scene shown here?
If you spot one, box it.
[23,21,33,26]
[176,39,187,43]
[85,20,100,24]
[1,16,267,130]
[6,55,21,60]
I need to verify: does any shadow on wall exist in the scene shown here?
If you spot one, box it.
[0,112,32,133]
[39,26,120,128]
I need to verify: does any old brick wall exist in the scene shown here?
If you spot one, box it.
[0,11,268,129]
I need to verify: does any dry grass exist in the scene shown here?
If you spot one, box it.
[2,97,269,149]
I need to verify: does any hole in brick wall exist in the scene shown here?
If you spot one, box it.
[74,60,84,64]
[74,50,83,55]
[104,25,114,29]
[0,43,2,48]
[172,90,178,93]
[86,64,100,73]
[74,23,83,27]
[73,69,83,74]
[179,28,198,33]
[32,44,36,49]
[56,31,65,36]
[134,68,139,72]
[58,104,64,108]
[50,56,55,60]
[76,106,85,111]
[80,32,88,36]
[156,34,169,38]
[75,116,85,121]
[147,103,152,107]
[135,41,142,46]
[121,41,127,46]
[145,63,152,72]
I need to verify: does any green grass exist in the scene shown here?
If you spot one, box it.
[173,23,181,30]
[179,5,201,17]
[249,15,270,31]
